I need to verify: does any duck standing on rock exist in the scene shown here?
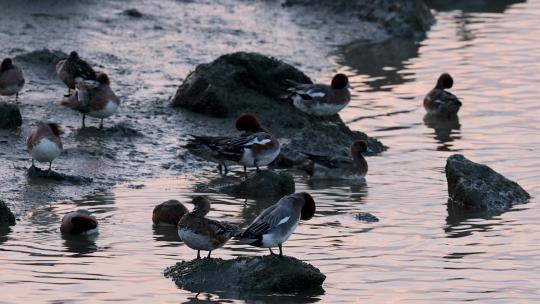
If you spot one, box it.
[302,140,369,180]
[152,199,189,226]
[61,72,120,128]
[286,73,351,116]
[0,58,25,102]
[56,51,97,96]
[177,196,240,259]
[186,113,280,175]
[236,192,315,257]
[424,73,462,118]
[60,209,98,235]
[27,122,63,174]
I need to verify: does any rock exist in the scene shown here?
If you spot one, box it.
[164,255,326,293]
[28,166,93,184]
[14,48,68,70]
[172,52,385,166]
[445,154,530,213]
[0,200,16,226]
[283,0,434,39]
[121,8,143,18]
[197,170,295,198]
[0,103,22,129]
[356,212,379,223]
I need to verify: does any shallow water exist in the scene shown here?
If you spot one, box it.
[1,0,540,303]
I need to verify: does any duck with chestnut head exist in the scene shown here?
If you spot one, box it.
[0,58,25,102]
[186,113,280,176]
[302,140,369,180]
[424,73,462,118]
[177,196,240,259]
[236,192,316,257]
[60,209,98,235]
[26,122,64,174]
[152,199,189,226]
[286,73,352,116]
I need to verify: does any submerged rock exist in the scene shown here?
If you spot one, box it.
[445,154,530,213]
[121,8,143,18]
[172,52,385,166]
[197,170,295,198]
[14,48,68,69]
[28,166,93,184]
[0,103,22,129]
[0,200,16,226]
[284,0,434,39]
[356,212,379,223]
[164,255,325,293]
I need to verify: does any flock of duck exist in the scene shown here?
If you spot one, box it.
[0,52,462,259]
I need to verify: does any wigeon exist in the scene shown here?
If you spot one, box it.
[60,209,98,235]
[0,58,25,102]
[26,122,63,174]
[286,73,351,116]
[152,199,189,226]
[187,113,280,175]
[236,192,315,257]
[61,72,120,128]
[424,73,462,118]
[56,51,97,96]
[177,196,240,259]
[302,140,369,179]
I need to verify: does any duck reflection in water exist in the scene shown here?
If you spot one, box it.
[423,114,461,151]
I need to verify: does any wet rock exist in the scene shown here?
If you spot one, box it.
[197,170,295,198]
[445,154,530,213]
[172,52,385,166]
[0,103,22,129]
[14,48,68,70]
[28,166,93,184]
[356,212,379,223]
[425,0,525,13]
[283,0,434,39]
[0,200,16,226]
[164,255,325,293]
[121,8,143,18]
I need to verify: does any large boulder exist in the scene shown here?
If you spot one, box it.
[164,255,325,293]
[284,0,434,39]
[172,52,385,166]
[445,154,530,213]
[0,200,16,226]
[0,103,22,129]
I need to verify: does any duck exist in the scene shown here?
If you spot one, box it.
[0,58,25,102]
[26,122,63,174]
[186,113,280,175]
[60,209,98,235]
[152,199,189,226]
[61,72,120,128]
[236,192,315,257]
[177,196,240,259]
[56,51,97,96]
[424,73,462,118]
[302,140,369,179]
[286,73,351,116]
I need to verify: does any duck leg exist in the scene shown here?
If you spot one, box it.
[15,93,19,102]
[278,244,283,257]
[31,159,35,168]
[243,166,247,178]
[197,250,201,259]
[207,251,212,258]
[255,160,260,173]
[269,248,276,256]
[47,161,52,176]
[82,114,86,128]
[99,119,104,130]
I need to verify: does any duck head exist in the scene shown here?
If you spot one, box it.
[351,140,368,159]
[46,122,64,136]
[96,72,110,85]
[436,73,453,89]
[331,73,351,90]
[299,192,316,220]
[0,58,13,72]
[235,113,262,133]
[69,51,80,60]
[191,196,211,217]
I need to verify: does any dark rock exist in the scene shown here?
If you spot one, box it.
[356,212,379,223]
[283,0,434,39]
[14,48,68,69]
[164,255,325,293]
[0,200,16,226]
[28,166,93,184]
[121,8,143,18]
[425,0,525,13]
[172,52,385,166]
[0,103,22,129]
[197,170,295,198]
[445,154,530,213]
